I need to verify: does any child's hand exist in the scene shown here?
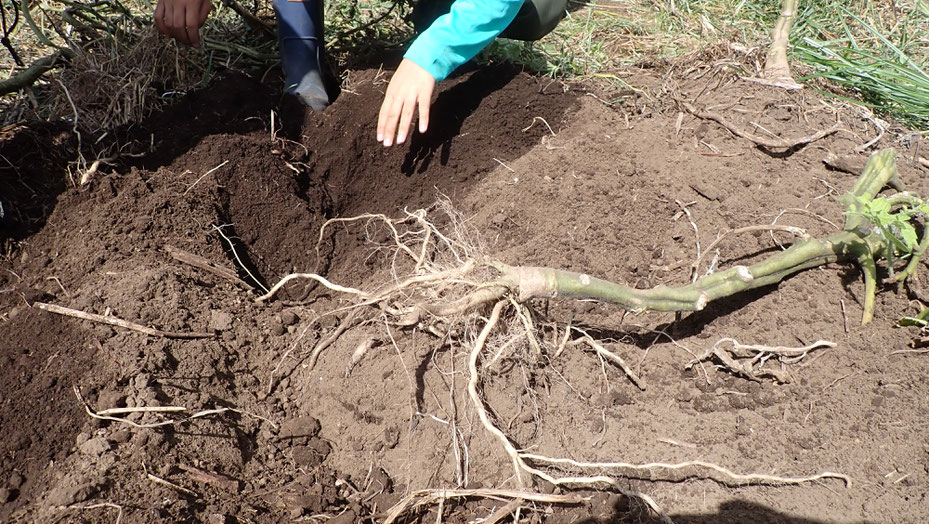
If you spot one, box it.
[155,0,212,47]
[377,59,436,147]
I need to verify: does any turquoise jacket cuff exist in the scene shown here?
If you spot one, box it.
[404,0,523,81]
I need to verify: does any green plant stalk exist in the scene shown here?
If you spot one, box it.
[20,0,74,56]
[891,225,929,286]
[504,232,865,311]
[501,150,904,324]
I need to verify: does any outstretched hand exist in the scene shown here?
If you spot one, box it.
[377,59,436,147]
[154,0,212,47]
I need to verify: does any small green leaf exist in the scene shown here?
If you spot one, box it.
[869,196,891,216]
[897,316,928,327]
[918,307,929,322]
[897,222,919,250]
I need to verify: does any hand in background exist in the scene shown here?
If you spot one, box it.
[377,59,436,147]
[154,0,212,47]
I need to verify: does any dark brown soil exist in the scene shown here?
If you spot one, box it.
[2,57,929,524]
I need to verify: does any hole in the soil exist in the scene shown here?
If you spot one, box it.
[400,66,520,175]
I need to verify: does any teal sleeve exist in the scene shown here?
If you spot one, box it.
[404,0,523,81]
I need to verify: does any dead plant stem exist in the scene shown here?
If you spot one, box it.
[35,302,214,339]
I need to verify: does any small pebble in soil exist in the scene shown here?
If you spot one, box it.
[292,440,331,468]
[79,437,112,457]
[280,310,299,326]
[210,310,234,331]
[111,428,132,444]
[46,482,98,506]
[269,320,285,337]
[383,425,400,449]
[278,416,321,445]
[8,472,24,490]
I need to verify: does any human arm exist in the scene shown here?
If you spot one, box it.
[376,0,523,147]
[154,0,212,47]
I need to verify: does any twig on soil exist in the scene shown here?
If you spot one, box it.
[212,224,270,294]
[821,372,855,392]
[183,160,229,194]
[674,200,701,275]
[46,276,71,297]
[34,302,215,339]
[570,329,646,391]
[483,498,523,524]
[178,464,240,492]
[888,348,929,355]
[268,317,319,394]
[686,338,836,383]
[841,299,849,334]
[383,488,587,524]
[552,320,572,359]
[518,454,851,487]
[143,461,199,497]
[657,438,698,449]
[165,245,254,290]
[98,406,187,416]
[73,386,230,429]
[521,116,556,136]
[68,502,123,523]
[855,117,886,153]
[493,158,516,173]
[680,101,842,150]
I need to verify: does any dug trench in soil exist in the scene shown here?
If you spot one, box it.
[2,55,929,524]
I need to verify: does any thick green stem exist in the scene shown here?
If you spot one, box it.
[500,149,901,325]
[841,149,899,231]
[506,231,868,313]
[892,225,929,287]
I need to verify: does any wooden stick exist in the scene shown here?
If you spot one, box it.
[74,386,230,429]
[165,245,254,290]
[34,302,215,339]
[179,464,240,492]
[384,488,586,524]
[681,101,842,150]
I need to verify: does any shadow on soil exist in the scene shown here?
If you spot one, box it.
[584,497,872,524]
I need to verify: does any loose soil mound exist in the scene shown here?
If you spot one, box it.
[1,58,928,523]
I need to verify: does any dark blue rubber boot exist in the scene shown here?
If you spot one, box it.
[274,0,329,110]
